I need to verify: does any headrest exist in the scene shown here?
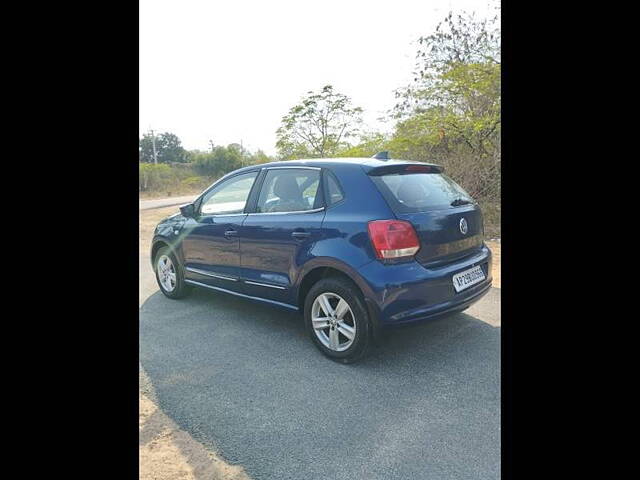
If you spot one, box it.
[397,177,425,205]
[273,175,302,201]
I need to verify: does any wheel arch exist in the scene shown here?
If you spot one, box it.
[150,236,182,266]
[295,259,381,338]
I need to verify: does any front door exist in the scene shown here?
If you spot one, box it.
[239,167,325,303]
[182,170,259,288]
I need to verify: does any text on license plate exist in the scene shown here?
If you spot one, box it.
[452,265,485,292]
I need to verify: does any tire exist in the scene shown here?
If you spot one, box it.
[304,276,371,363]
[154,246,191,299]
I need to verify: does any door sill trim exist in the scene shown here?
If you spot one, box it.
[184,279,298,311]
[185,267,238,281]
[244,280,287,290]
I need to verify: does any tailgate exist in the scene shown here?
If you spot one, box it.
[398,205,484,266]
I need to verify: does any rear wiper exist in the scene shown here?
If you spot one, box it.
[450,198,472,206]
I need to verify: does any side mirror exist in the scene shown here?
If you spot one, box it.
[179,203,195,218]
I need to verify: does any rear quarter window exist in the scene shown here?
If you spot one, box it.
[370,172,475,213]
[324,171,344,206]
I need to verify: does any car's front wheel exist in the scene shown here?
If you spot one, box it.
[304,276,371,363]
[154,246,191,299]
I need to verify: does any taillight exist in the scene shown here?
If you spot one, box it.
[367,220,420,260]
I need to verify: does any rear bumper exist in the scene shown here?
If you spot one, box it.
[386,280,491,326]
[359,245,492,329]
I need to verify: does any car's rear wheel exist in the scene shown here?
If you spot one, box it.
[304,277,371,363]
[154,246,191,299]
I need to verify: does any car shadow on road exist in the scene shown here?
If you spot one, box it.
[140,286,500,479]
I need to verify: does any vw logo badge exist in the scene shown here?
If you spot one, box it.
[459,218,468,235]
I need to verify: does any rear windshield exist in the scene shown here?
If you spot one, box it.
[370,173,475,213]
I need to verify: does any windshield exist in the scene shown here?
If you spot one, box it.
[370,172,475,213]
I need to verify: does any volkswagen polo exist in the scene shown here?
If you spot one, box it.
[151,154,492,362]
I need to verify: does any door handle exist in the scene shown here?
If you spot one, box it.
[224,229,238,237]
[291,231,310,239]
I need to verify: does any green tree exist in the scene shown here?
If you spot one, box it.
[390,10,500,197]
[192,144,242,177]
[276,85,363,159]
[388,8,501,236]
[394,10,500,117]
[248,149,273,165]
[139,131,189,163]
[336,132,390,158]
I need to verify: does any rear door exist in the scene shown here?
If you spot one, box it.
[368,165,484,266]
[238,167,325,302]
[181,170,259,287]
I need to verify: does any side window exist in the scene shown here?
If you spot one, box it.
[256,168,321,213]
[325,171,344,206]
[199,171,258,215]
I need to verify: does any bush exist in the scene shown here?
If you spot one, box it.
[180,176,213,191]
[139,163,215,195]
[139,163,174,192]
[192,146,242,177]
[479,201,500,239]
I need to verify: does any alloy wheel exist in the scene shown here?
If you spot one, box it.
[311,292,356,352]
[157,254,177,292]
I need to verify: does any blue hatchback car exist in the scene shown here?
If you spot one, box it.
[151,154,492,362]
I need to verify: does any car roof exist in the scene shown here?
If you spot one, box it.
[232,157,441,174]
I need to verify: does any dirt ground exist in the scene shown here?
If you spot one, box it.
[140,392,250,480]
[140,206,181,254]
[485,240,501,288]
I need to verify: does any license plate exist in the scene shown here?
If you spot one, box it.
[452,265,485,292]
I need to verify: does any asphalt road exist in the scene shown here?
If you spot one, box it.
[139,195,197,211]
[140,255,500,480]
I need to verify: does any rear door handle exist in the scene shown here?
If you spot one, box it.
[291,231,310,239]
[224,229,238,237]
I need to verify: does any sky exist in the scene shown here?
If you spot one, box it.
[140,0,497,155]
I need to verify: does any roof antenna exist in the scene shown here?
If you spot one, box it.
[372,151,390,160]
